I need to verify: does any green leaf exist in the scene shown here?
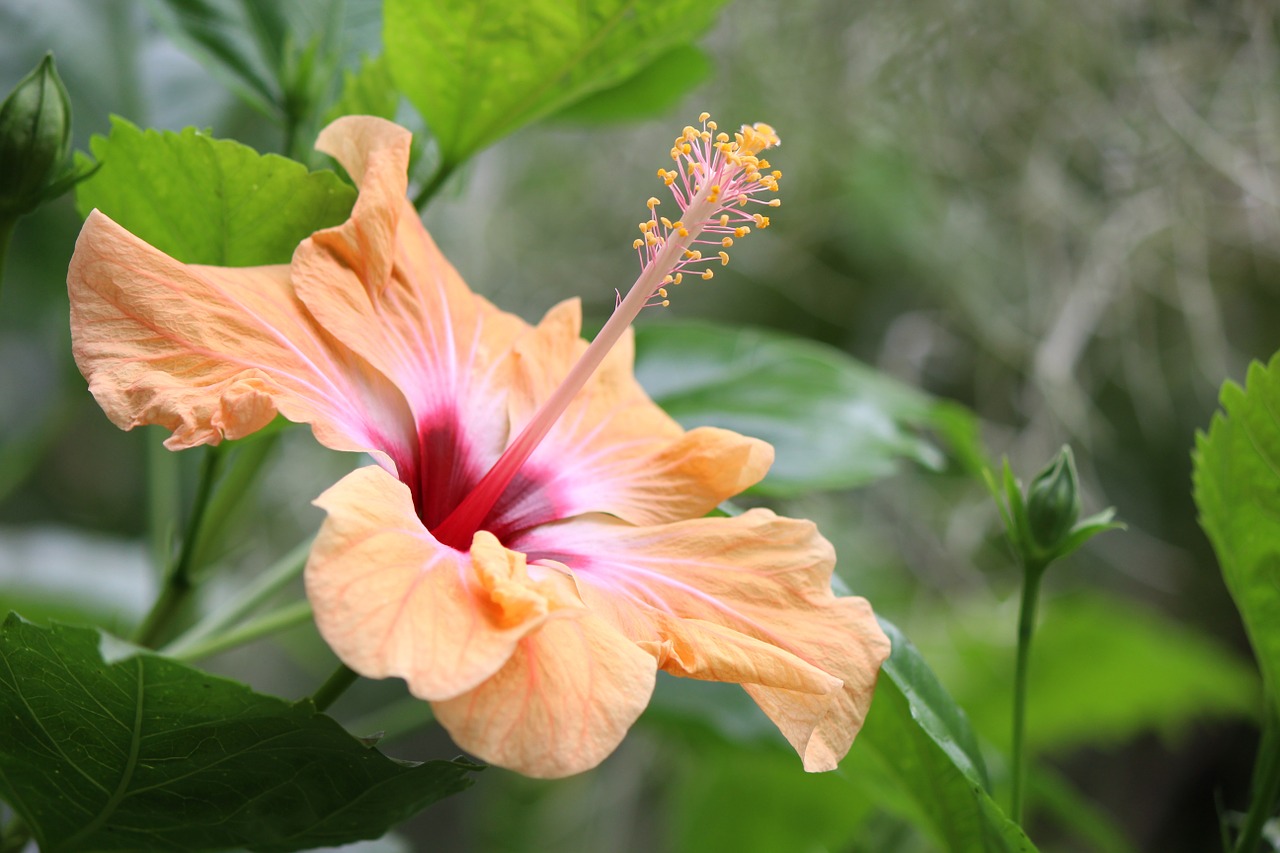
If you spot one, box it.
[384,0,730,169]
[646,620,1034,852]
[668,740,876,853]
[1194,354,1280,699]
[849,620,1036,852]
[877,619,991,790]
[919,593,1259,754]
[75,117,355,265]
[553,45,713,125]
[634,321,983,495]
[0,615,478,852]
[325,55,399,123]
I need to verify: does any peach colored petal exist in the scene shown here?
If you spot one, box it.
[512,509,891,771]
[306,466,581,700]
[432,610,657,779]
[503,299,773,527]
[67,210,414,461]
[292,118,527,479]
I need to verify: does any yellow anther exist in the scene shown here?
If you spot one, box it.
[658,287,668,298]
[633,238,644,249]
[661,299,670,307]
[716,132,730,143]
[647,197,661,209]
[734,226,750,238]
[752,214,765,226]
[660,216,673,229]
[677,227,689,237]
[719,214,730,227]
[719,251,730,266]
[701,269,714,280]
[681,143,692,154]
[707,120,717,131]
[701,131,711,142]
[758,159,770,169]
[771,170,782,179]
[639,221,651,232]
[662,274,674,285]
[646,232,658,246]
[722,236,734,247]
[768,198,781,207]
[683,249,701,260]
[698,111,711,122]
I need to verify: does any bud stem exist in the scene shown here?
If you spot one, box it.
[1009,557,1047,824]
[0,216,14,303]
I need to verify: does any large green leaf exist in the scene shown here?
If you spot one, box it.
[1194,355,1280,700]
[552,44,713,125]
[920,593,1259,754]
[383,0,729,169]
[634,321,983,495]
[646,619,1034,852]
[0,615,477,852]
[75,117,355,266]
[668,740,876,853]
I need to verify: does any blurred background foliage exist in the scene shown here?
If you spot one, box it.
[0,0,1276,850]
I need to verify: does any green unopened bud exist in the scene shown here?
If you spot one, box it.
[0,53,72,218]
[1025,446,1082,551]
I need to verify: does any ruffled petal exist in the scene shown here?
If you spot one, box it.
[67,210,414,461]
[306,466,581,700]
[293,117,527,484]
[499,299,772,529]
[511,509,891,772]
[432,609,657,779]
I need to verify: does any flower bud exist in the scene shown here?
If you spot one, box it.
[0,54,72,218]
[1025,446,1082,552]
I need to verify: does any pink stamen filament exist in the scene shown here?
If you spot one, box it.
[430,119,778,551]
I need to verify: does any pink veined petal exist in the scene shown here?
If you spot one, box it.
[497,298,773,531]
[67,210,414,463]
[291,116,531,517]
[511,509,891,772]
[306,465,582,700]
[432,608,657,779]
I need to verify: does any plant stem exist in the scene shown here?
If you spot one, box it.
[168,600,313,663]
[161,537,312,658]
[133,445,225,648]
[1235,703,1280,853]
[311,663,360,713]
[1010,559,1046,824]
[0,217,16,303]
[412,161,456,212]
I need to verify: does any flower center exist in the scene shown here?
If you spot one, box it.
[429,114,781,551]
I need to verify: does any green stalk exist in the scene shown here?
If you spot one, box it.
[311,663,360,713]
[1010,559,1046,824]
[160,537,312,658]
[168,600,313,663]
[133,445,225,648]
[1234,703,1280,853]
[0,217,15,302]
[412,161,456,212]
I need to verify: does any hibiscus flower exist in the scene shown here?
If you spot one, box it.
[67,115,890,778]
